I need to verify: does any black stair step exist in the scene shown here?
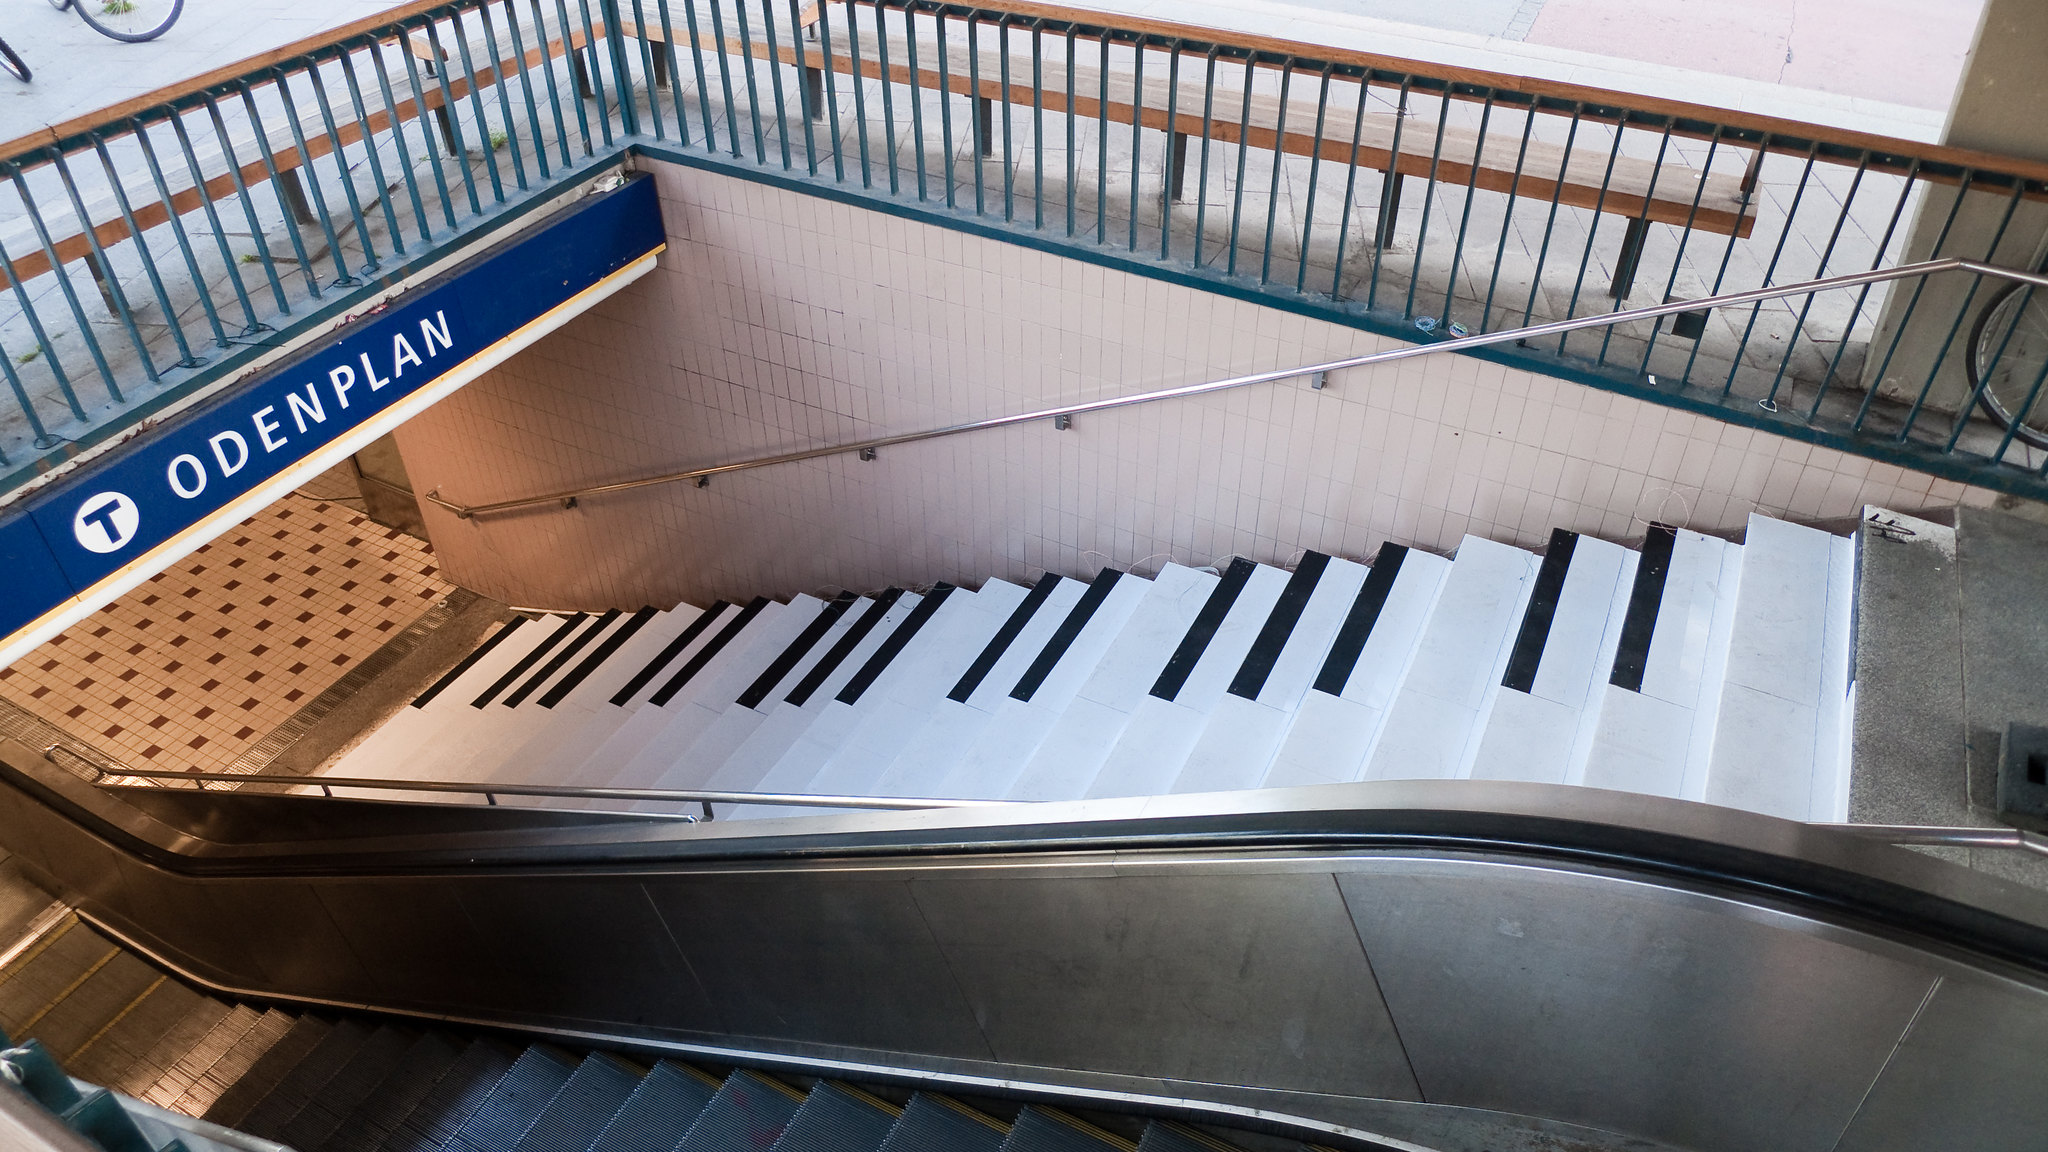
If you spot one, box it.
[1312,544,1407,697]
[376,1037,522,1152]
[649,598,772,706]
[588,1060,720,1152]
[772,1081,899,1152]
[739,595,858,709]
[229,1016,373,1136]
[511,1052,645,1152]
[505,611,624,708]
[539,607,658,708]
[950,573,1064,702]
[1229,552,1329,701]
[200,1012,329,1127]
[1010,569,1122,704]
[1001,1107,1130,1152]
[325,1030,469,1152]
[786,590,906,707]
[1151,558,1257,701]
[413,615,528,707]
[877,1094,1008,1152]
[612,601,730,705]
[276,1024,421,1151]
[476,615,588,707]
[445,1044,581,1152]
[674,1070,805,1152]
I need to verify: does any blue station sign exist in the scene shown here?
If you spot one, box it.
[0,171,665,645]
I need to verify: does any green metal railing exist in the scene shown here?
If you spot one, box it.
[5,0,2048,502]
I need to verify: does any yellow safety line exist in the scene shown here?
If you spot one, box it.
[1040,1106,1139,1152]
[68,973,166,1063]
[17,946,119,1035]
[0,911,77,987]
[934,1093,1012,1133]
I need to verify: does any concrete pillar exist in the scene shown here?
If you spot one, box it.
[1863,0,2048,419]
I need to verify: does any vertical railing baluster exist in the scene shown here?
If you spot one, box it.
[675,0,719,150]
[789,0,817,171]
[1477,95,1538,330]
[1326,65,1370,300]
[422,19,489,212]
[626,0,669,142]
[570,0,620,147]
[872,0,898,190]
[934,5,954,204]
[1224,51,1255,276]
[1765,152,1870,406]
[1635,127,1725,377]
[1190,47,1217,269]
[1293,64,1334,295]
[1029,18,1044,229]
[361,31,443,241]
[0,339,46,453]
[162,113,264,333]
[903,1,928,197]
[445,9,517,196]
[197,94,297,312]
[497,0,564,165]
[1366,76,1413,313]
[966,13,983,212]
[1896,180,2025,442]
[126,121,230,349]
[844,0,873,186]
[1000,17,1015,221]
[1440,90,1494,330]
[45,152,159,383]
[1401,85,1453,321]
[334,48,410,251]
[1062,25,1077,236]
[475,2,538,181]
[1158,39,1182,262]
[816,0,846,181]
[592,0,641,139]
[1813,159,1921,420]
[303,62,385,271]
[1553,115,1626,355]
[84,134,202,367]
[1720,141,1822,398]
[723,0,768,163]
[5,162,124,398]
[395,22,467,227]
[1125,32,1142,253]
[1258,59,1293,286]
[1595,118,1673,365]
[653,0,688,149]
[241,77,349,288]
[0,236,88,422]
[1517,101,1584,329]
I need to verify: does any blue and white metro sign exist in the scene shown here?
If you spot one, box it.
[0,172,665,657]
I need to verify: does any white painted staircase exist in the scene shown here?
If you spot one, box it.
[325,513,1858,823]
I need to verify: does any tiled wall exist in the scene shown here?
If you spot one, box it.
[0,495,454,774]
[392,158,1996,610]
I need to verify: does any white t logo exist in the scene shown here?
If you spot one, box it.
[73,492,140,554]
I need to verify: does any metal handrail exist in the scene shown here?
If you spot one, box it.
[58,750,999,816]
[425,256,2048,519]
[50,746,2048,853]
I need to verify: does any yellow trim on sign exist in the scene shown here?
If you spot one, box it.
[0,246,663,673]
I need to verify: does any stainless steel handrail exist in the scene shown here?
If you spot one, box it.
[424,257,2048,519]
[49,747,995,817]
[50,746,2048,851]
[1821,822,2048,858]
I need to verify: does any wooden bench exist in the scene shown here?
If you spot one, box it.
[676,4,1758,298]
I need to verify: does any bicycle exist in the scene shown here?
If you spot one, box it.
[47,0,182,43]
[1967,279,2048,450]
[0,37,26,80]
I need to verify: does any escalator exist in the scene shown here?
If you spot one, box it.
[1,733,2046,1152]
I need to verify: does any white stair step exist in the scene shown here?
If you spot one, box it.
[651,596,872,793]
[814,580,1030,797]
[710,591,926,810]
[1703,515,1855,820]
[1263,544,1452,787]
[1173,552,1369,793]
[1581,527,1740,798]
[1004,563,1219,801]
[735,586,978,813]
[499,604,711,786]
[424,612,642,784]
[1469,532,1636,785]
[1089,559,1293,799]
[870,574,1091,799]
[1362,535,1539,781]
[576,598,798,787]
[331,611,581,778]
[932,568,1151,800]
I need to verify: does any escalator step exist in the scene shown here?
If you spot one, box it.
[512,1052,644,1152]
[16,947,161,1060]
[771,1082,898,1152]
[588,1061,721,1152]
[1001,1108,1132,1152]
[876,1095,1007,1152]
[674,1070,804,1152]
[325,1031,469,1152]
[276,1023,420,1151]
[445,1045,580,1152]
[1132,1123,1240,1152]
[141,1003,260,1108]
[69,975,209,1090]
[229,1016,372,1136]
[179,1008,304,1120]
[376,1037,522,1152]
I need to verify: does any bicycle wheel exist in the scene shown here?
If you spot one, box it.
[1969,280,2048,450]
[72,0,181,42]
[45,0,70,10]
[0,40,27,82]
